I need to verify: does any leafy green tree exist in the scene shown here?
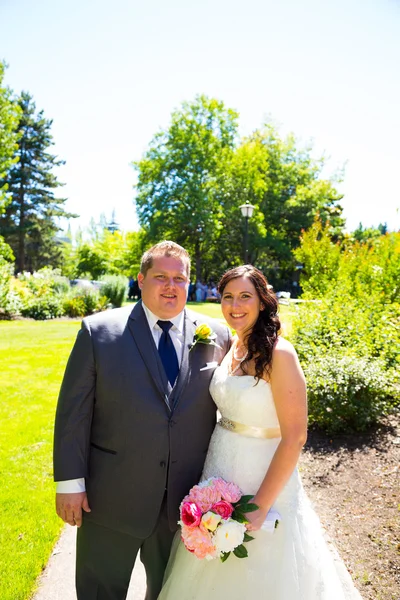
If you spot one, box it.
[293,222,400,372]
[134,95,238,280]
[0,91,76,272]
[0,62,20,213]
[339,232,400,304]
[229,126,344,288]
[0,234,14,265]
[294,218,341,297]
[60,218,146,280]
[200,135,269,280]
[134,100,344,285]
[97,229,145,277]
[192,126,344,286]
[351,222,387,244]
[296,220,400,305]
[75,244,108,280]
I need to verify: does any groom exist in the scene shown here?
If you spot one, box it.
[53,241,231,600]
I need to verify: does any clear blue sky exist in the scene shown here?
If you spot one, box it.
[1,0,400,233]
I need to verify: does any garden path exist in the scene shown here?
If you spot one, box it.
[32,525,146,600]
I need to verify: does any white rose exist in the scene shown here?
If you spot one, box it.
[201,511,222,532]
[213,519,246,554]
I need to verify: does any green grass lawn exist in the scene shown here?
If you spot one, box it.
[0,302,292,599]
[0,320,81,600]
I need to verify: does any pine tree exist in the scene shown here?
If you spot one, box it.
[0,91,76,272]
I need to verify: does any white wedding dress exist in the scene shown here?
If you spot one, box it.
[159,356,363,600]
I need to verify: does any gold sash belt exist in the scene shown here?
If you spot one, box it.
[218,417,281,439]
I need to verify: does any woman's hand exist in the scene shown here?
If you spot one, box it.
[244,505,268,532]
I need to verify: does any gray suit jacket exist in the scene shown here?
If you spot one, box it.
[53,301,231,538]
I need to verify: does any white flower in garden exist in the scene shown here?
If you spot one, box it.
[213,519,246,554]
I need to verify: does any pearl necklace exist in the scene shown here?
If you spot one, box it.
[233,345,247,361]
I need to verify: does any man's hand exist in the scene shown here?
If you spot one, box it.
[56,492,91,527]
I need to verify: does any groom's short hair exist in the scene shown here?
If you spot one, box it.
[140,241,191,278]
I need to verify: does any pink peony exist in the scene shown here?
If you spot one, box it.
[181,524,217,559]
[215,480,242,503]
[188,484,221,513]
[211,500,234,519]
[180,502,202,528]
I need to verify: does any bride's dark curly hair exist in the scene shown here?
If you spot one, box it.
[218,265,281,382]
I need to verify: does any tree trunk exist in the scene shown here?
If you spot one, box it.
[17,187,25,272]
[195,239,201,281]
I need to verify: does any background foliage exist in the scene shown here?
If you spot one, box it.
[134,96,344,287]
[0,73,399,435]
[0,92,76,272]
[290,220,400,432]
[0,62,20,214]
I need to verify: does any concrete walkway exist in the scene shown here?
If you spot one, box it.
[32,510,351,600]
[33,526,146,600]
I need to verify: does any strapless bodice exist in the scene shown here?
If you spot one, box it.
[209,355,281,430]
[203,355,286,497]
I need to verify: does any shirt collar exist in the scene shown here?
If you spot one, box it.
[141,301,185,334]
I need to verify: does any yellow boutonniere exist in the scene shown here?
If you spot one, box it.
[190,323,221,352]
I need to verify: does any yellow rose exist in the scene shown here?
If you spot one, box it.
[196,323,212,340]
[190,323,220,352]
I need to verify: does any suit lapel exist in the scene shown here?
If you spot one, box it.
[171,309,197,411]
[127,301,171,410]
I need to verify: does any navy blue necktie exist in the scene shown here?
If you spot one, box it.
[157,320,179,387]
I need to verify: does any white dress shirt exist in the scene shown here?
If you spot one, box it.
[56,303,185,494]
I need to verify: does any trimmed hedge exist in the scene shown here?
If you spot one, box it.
[304,355,399,433]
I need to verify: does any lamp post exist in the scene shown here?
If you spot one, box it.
[239,202,255,263]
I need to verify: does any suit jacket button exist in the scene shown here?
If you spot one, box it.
[160,461,166,468]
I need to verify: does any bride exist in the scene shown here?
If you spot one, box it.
[159,265,363,599]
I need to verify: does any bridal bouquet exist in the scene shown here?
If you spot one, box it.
[179,477,266,562]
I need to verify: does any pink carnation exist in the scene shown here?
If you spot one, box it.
[214,479,242,503]
[181,525,216,559]
[181,502,202,527]
[188,484,221,513]
[211,500,234,519]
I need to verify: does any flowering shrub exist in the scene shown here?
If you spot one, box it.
[63,287,110,317]
[0,266,114,320]
[0,237,19,318]
[0,264,22,318]
[15,268,66,319]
